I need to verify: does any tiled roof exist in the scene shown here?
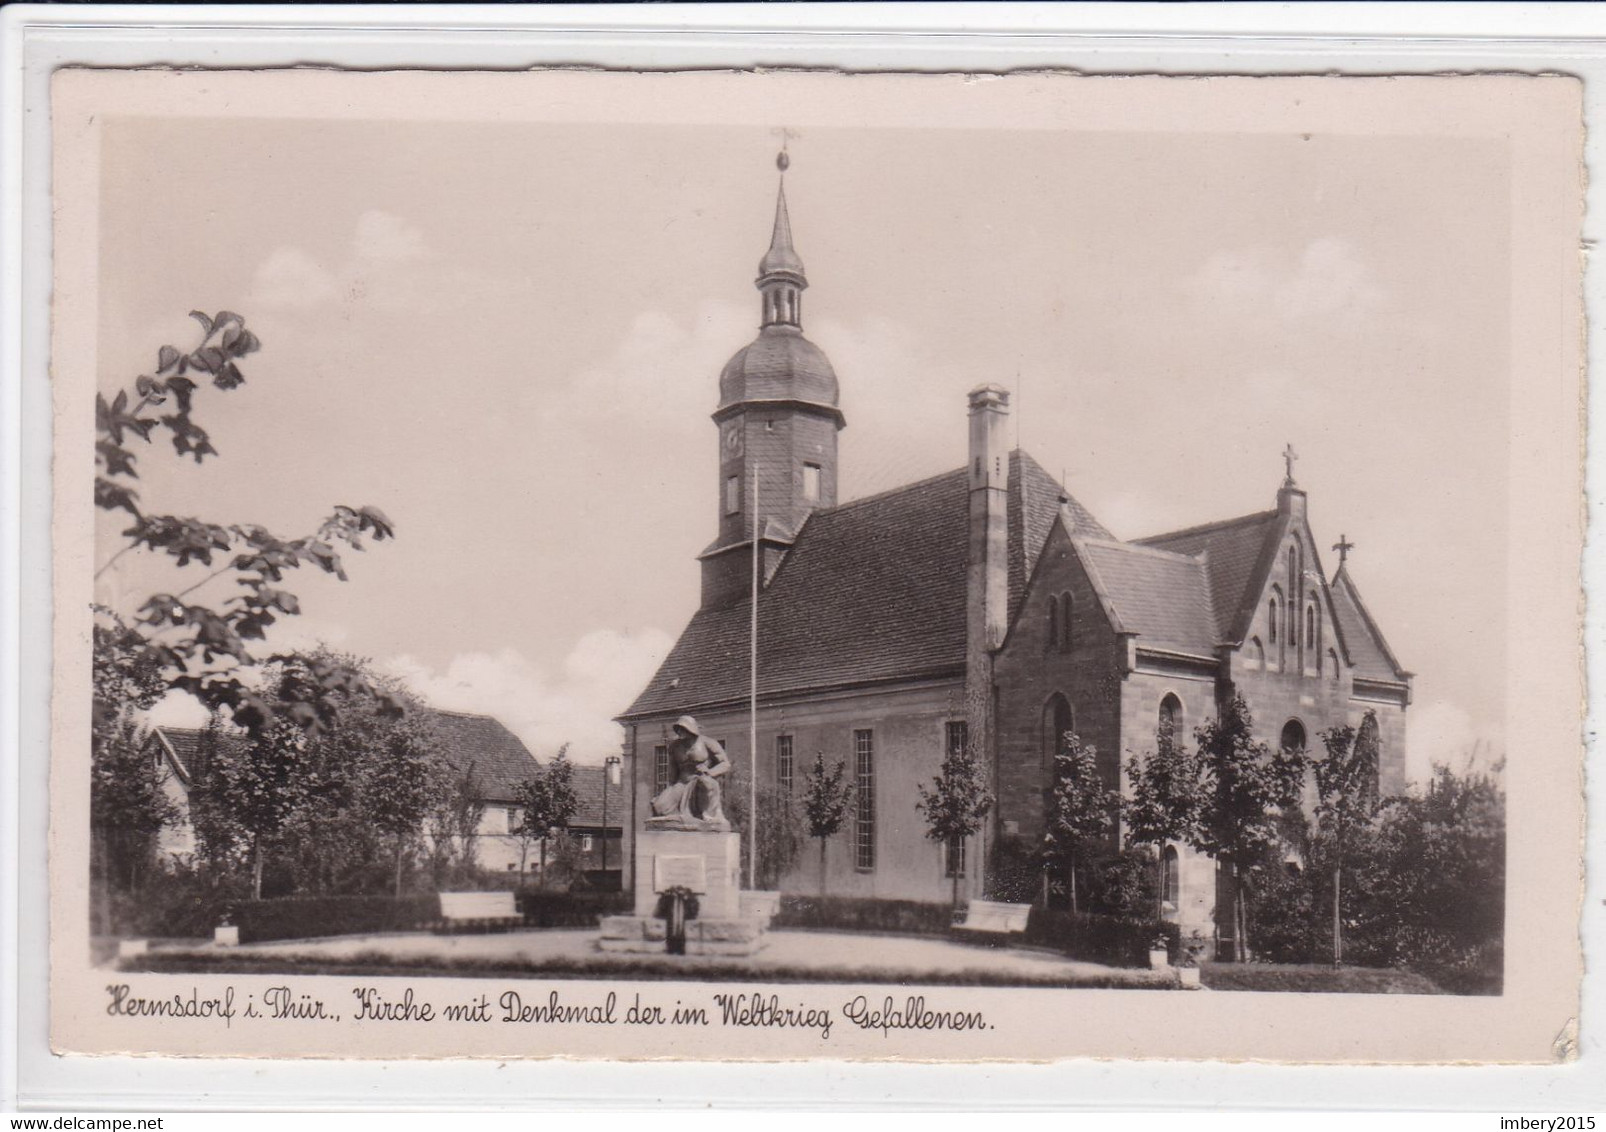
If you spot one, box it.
[149,726,250,786]
[427,710,542,803]
[569,764,626,830]
[622,448,1108,719]
[152,711,543,805]
[1074,538,1219,654]
[1135,510,1282,644]
[1329,569,1408,683]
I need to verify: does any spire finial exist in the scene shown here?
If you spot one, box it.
[1333,534,1355,567]
[1282,442,1299,486]
[777,147,790,173]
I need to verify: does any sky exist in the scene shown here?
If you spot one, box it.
[91,103,1513,780]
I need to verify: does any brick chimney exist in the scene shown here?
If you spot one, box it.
[967,384,1011,655]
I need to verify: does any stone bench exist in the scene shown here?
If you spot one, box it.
[437,891,522,933]
[953,900,1033,936]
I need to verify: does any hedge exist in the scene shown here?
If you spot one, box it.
[232,894,441,944]
[772,894,956,937]
[1025,907,1181,968]
[518,890,631,928]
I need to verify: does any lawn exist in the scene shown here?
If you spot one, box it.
[117,927,1182,990]
[1199,961,1445,995]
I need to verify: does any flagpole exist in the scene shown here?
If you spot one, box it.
[748,472,759,890]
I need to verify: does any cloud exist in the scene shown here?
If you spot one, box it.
[542,300,751,426]
[383,628,673,764]
[1405,698,1504,784]
[249,209,453,314]
[1185,237,1384,325]
[252,247,339,309]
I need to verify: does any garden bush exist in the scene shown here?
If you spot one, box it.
[518,889,631,928]
[1025,907,1180,968]
[773,894,955,937]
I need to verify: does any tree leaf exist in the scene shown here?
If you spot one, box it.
[189,310,214,335]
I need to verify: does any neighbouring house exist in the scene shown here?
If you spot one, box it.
[616,152,1410,953]
[143,708,623,885]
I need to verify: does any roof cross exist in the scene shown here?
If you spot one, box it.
[1282,442,1299,486]
[1333,534,1355,567]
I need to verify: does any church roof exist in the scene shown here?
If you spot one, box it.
[621,449,1110,719]
[1134,509,1282,644]
[758,180,805,279]
[718,326,840,413]
[1329,568,1409,683]
[1073,537,1220,654]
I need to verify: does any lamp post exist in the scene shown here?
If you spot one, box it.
[602,754,622,879]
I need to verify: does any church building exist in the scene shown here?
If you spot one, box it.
[617,153,1411,945]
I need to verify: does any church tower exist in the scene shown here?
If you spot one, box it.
[700,149,846,608]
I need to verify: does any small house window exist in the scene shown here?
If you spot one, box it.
[581,835,594,853]
[725,475,740,515]
[802,463,821,502]
[945,720,969,762]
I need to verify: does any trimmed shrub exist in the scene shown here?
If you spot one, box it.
[518,890,631,928]
[105,864,247,940]
[1026,907,1181,968]
[233,894,441,944]
[773,895,955,937]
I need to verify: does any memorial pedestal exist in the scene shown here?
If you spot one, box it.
[595,828,766,956]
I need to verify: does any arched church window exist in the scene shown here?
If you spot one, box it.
[1043,693,1074,770]
[1161,845,1180,909]
[1280,719,1307,754]
[1327,649,1340,682]
[1060,591,1074,652]
[1159,694,1182,743]
[1306,604,1316,648]
[1047,596,1059,650]
[1268,597,1278,643]
[1247,637,1265,670]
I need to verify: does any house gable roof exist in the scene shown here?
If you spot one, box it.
[427,710,542,803]
[621,448,1109,719]
[568,765,625,829]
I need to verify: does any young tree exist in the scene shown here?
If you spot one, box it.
[725,782,804,890]
[916,740,995,910]
[1313,711,1382,967]
[513,747,580,890]
[1124,716,1205,920]
[200,716,315,900]
[94,311,398,740]
[357,713,445,897]
[1190,695,1306,962]
[1041,733,1120,914]
[428,763,488,886]
[798,752,854,896]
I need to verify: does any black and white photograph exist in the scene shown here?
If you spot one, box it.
[48,66,1584,1063]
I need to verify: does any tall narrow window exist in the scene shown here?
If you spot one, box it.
[725,475,740,515]
[854,729,876,871]
[1043,694,1074,770]
[775,734,794,794]
[1161,845,1180,908]
[946,720,969,761]
[1268,598,1279,643]
[1288,546,1298,593]
[802,463,821,502]
[1306,604,1316,647]
[653,744,669,795]
[1060,591,1074,652]
[1047,595,1059,650]
[946,836,966,878]
[1159,694,1182,742]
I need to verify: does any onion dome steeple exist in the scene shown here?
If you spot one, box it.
[701,146,846,608]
